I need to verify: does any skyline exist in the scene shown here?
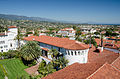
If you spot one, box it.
[0,0,120,24]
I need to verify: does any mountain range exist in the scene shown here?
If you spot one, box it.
[0,14,58,22]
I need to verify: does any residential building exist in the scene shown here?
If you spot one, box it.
[80,28,96,33]
[24,35,89,65]
[57,28,75,37]
[0,26,18,52]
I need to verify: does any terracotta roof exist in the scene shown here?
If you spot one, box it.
[88,63,120,79]
[88,46,119,64]
[60,28,75,31]
[24,63,39,75]
[95,38,114,46]
[24,35,89,50]
[112,56,120,70]
[0,33,6,36]
[41,47,49,51]
[8,26,17,28]
[43,63,103,79]
[95,38,120,49]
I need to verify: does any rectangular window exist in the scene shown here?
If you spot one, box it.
[4,45,8,48]
[10,43,12,47]
[0,41,5,44]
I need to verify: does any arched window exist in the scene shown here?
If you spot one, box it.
[82,51,84,53]
[68,51,70,55]
[78,51,80,55]
[81,51,84,55]
[71,51,73,55]
[75,51,77,55]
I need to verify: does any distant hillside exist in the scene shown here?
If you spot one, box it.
[0,14,57,22]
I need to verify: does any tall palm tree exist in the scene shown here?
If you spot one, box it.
[75,29,82,40]
[55,57,69,69]
[15,27,23,49]
[38,60,56,78]
[20,41,41,61]
[49,49,59,59]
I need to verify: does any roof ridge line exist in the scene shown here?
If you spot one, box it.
[86,62,108,79]
[111,56,120,65]
[111,64,120,72]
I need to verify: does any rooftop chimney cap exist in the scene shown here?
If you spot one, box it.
[33,38,35,40]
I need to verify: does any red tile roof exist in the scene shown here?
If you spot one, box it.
[88,47,119,64]
[95,38,120,49]
[41,47,48,51]
[42,47,120,79]
[88,63,120,79]
[24,63,39,75]
[112,56,120,70]
[8,26,17,28]
[0,33,5,36]
[24,35,89,50]
[43,63,103,79]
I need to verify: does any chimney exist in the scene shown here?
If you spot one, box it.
[5,31,7,35]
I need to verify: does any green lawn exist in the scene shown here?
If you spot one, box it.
[0,58,29,79]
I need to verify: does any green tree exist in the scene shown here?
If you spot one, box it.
[49,49,59,59]
[33,28,39,36]
[75,29,82,40]
[51,57,69,70]
[38,60,56,78]
[20,41,41,61]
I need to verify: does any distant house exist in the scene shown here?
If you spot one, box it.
[80,28,96,33]
[57,28,75,37]
[24,35,89,65]
[0,26,18,52]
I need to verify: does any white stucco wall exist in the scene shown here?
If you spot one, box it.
[65,49,89,65]
[0,28,18,52]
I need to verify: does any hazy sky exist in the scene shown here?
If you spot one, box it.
[0,0,120,24]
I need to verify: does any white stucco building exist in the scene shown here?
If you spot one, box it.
[24,35,89,65]
[0,26,18,52]
[81,28,96,33]
[57,28,75,37]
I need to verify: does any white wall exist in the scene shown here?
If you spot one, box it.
[0,28,18,52]
[65,49,89,65]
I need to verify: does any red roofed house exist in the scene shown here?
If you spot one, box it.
[24,35,89,65]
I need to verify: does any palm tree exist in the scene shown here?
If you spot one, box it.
[38,60,56,78]
[54,57,69,69]
[33,28,39,36]
[15,27,23,49]
[49,49,59,59]
[20,41,41,62]
[75,29,82,40]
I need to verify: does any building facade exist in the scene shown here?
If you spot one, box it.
[24,35,89,65]
[81,28,96,33]
[0,26,18,52]
[57,28,75,37]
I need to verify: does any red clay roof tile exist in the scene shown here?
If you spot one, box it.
[112,56,120,70]
[8,26,17,28]
[43,63,103,79]
[88,63,120,79]
[24,35,89,50]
